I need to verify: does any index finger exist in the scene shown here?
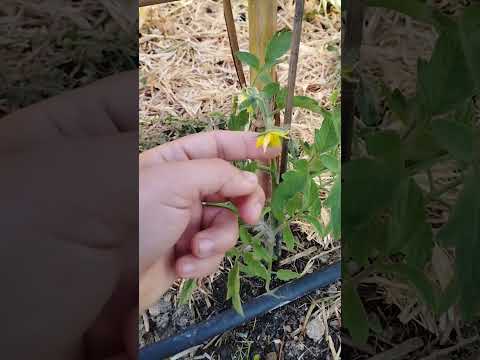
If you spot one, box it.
[140,130,282,167]
[0,71,137,151]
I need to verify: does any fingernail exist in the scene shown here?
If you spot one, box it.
[198,238,214,257]
[180,262,194,276]
[242,171,258,185]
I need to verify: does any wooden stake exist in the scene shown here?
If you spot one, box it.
[223,0,247,88]
[248,0,277,91]
[342,0,365,162]
[248,0,278,200]
[280,0,305,177]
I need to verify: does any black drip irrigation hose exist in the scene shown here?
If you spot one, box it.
[140,262,341,360]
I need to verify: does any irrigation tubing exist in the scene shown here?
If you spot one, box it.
[140,262,341,359]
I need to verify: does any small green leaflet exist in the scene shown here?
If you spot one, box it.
[252,240,272,262]
[272,169,308,221]
[239,225,253,245]
[283,225,297,251]
[325,177,341,240]
[431,118,473,163]
[243,253,270,281]
[227,260,244,316]
[235,51,260,70]
[265,30,292,66]
[417,27,475,115]
[315,115,338,154]
[293,96,323,113]
[228,109,249,131]
[276,269,301,281]
[343,281,369,344]
[178,279,197,305]
[320,154,340,173]
[263,82,280,98]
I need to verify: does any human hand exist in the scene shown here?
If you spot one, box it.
[1,71,137,360]
[139,131,281,311]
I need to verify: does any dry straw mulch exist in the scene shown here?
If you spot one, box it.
[139,0,341,143]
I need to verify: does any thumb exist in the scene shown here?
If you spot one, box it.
[139,159,261,273]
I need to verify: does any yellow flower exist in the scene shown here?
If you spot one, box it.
[256,130,288,152]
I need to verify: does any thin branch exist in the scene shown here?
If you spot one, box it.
[279,0,305,176]
[139,0,179,7]
[223,0,247,88]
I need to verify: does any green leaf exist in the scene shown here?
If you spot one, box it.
[178,279,197,305]
[275,87,288,109]
[276,269,301,281]
[343,158,404,229]
[283,225,297,251]
[437,167,480,318]
[228,109,249,131]
[387,88,408,123]
[243,253,270,281]
[459,5,480,91]
[431,118,473,162]
[265,30,292,66]
[417,28,475,115]
[366,131,403,163]
[252,241,272,262]
[239,226,253,245]
[238,160,258,173]
[386,179,429,254]
[357,78,380,126]
[315,116,338,154]
[235,51,260,70]
[293,96,322,113]
[320,154,340,173]
[285,193,303,217]
[227,260,244,316]
[258,71,274,85]
[272,170,308,221]
[343,281,369,345]
[325,177,341,240]
[263,82,280,98]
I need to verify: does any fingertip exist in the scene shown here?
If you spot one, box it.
[236,187,266,225]
[176,257,195,278]
[240,201,264,225]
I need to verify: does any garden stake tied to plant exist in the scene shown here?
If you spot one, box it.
[139,0,341,357]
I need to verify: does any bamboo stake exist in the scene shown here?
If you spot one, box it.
[223,0,247,88]
[248,0,277,91]
[248,0,278,200]
[279,0,305,176]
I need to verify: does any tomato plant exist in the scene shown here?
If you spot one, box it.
[343,1,480,344]
[179,31,341,315]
